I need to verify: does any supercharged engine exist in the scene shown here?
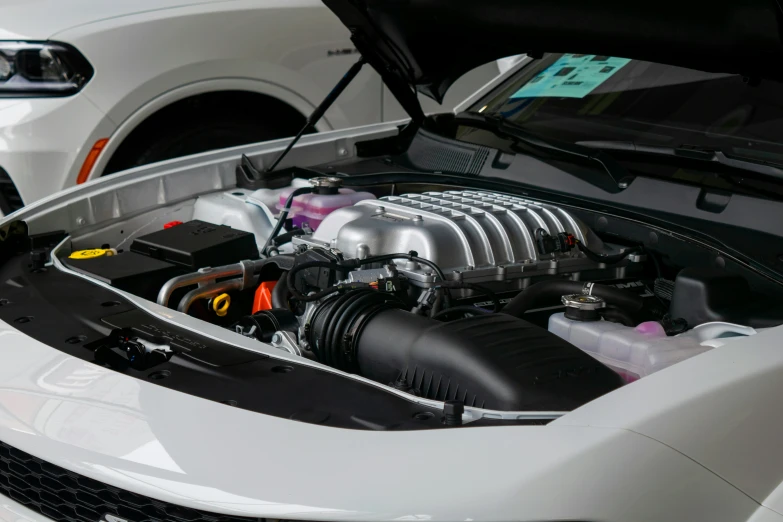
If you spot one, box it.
[301,190,612,289]
[59,178,781,414]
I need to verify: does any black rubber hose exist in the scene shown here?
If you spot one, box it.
[328,291,384,370]
[308,290,406,369]
[317,291,355,366]
[271,272,289,309]
[502,280,644,317]
[599,305,637,327]
[261,186,312,255]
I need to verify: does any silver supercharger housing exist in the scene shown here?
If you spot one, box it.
[293,190,632,290]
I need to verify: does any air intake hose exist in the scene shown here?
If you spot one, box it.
[307,289,407,371]
[503,280,644,318]
[306,289,624,411]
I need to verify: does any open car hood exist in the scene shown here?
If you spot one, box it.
[322,0,783,121]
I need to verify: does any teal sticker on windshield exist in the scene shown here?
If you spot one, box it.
[511,54,631,99]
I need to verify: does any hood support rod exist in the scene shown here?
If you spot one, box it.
[267,57,367,172]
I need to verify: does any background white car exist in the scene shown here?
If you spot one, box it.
[0,0,500,215]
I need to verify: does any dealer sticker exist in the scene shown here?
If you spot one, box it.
[511,54,631,99]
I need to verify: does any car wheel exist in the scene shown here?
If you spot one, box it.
[103,92,307,176]
[128,118,279,168]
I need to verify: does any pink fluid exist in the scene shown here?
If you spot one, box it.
[278,188,375,230]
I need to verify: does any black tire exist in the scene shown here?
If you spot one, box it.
[125,118,278,170]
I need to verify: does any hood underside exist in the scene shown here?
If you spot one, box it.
[323,0,783,113]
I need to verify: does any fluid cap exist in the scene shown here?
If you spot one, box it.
[211,293,231,317]
[562,294,606,322]
[309,176,343,195]
[69,248,116,260]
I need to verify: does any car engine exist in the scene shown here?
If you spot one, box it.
[58,177,781,413]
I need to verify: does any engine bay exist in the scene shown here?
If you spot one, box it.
[11,172,783,423]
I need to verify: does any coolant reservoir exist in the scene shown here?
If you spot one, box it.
[278,177,375,230]
[549,299,757,382]
[247,177,311,215]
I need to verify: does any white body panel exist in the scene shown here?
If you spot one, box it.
[0,0,226,40]
[555,321,783,515]
[0,127,782,520]
[0,315,775,521]
[0,0,502,209]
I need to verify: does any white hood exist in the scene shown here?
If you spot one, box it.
[0,0,232,39]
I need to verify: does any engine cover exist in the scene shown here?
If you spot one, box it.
[303,190,622,286]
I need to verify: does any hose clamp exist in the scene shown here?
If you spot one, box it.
[582,282,595,295]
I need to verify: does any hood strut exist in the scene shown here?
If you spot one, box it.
[267,58,367,172]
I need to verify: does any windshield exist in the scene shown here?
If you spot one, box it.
[468,54,783,162]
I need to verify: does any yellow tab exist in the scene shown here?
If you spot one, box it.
[69,249,114,260]
[212,293,231,317]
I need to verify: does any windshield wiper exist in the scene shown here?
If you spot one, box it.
[454,111,629,188]
[575,140,783,181]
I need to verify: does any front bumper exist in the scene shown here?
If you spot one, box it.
[0,97,115,211]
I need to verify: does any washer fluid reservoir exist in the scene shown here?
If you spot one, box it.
[278,177,375,230]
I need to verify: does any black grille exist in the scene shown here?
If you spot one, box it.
[0,168,23,214]
[0,439,260,522]
[396,129,490,176]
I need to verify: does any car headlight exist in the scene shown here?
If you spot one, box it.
[0,41,93,97]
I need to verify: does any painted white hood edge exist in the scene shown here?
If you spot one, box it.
[555,324,783,515]
[0,318,766,522]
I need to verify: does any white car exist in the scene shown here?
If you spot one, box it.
[0,0,500,215]
[2,1,783,522]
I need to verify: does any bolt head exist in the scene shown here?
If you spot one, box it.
[443,400,464,416]
[271,333,282,344]
[76,217,86,226]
